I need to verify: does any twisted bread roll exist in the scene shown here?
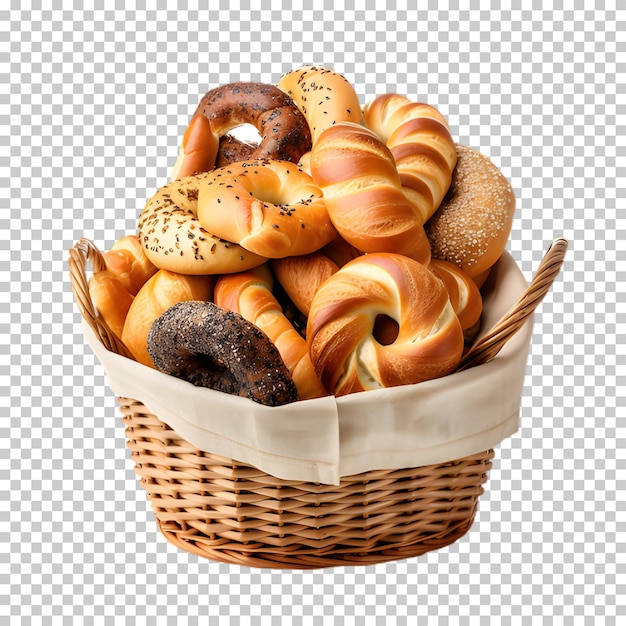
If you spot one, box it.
[429,259,483,343]
[307,252,464,396]
[425,144,516,283]
[309,122,431,265]
[278,65,363,144]
[363,94,457,224]
[272,252,339,317]
[121,269,214,367]
[197,159,336,259]
[215,265,328,400]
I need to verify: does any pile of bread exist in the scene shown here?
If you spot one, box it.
[89,65,516,404]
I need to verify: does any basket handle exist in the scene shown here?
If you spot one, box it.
[68,238,135,359]
[456,237,568,372]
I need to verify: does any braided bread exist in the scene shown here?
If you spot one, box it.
[309,122,431,265]
[307,252,464,396]
[363,94,457,224]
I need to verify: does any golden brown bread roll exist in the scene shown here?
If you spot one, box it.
[88,271,135,340]
[429,259,483,343]
[363,94,458,224]
[425,144,516,283]
[277,65,363,144]
[170,113,220,182]
[309,122,431,265]
[121,269,214,367]
[102,234,158,296]
[271,252,339,317]
[307,252,464,396]
[215,265,328,400]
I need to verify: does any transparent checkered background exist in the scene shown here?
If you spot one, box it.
[2,1,623,624]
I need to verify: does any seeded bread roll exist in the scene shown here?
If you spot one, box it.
[138,172,267,275]
[425,144,516,284]
[278,65,363,144]
[171,82,311,181]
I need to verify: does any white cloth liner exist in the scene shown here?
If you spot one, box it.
[82,251,533,485]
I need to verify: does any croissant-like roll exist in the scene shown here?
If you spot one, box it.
[363,94,457,224]
[309,122,431,265]
[215,265,328,400]
[306,252,464,396]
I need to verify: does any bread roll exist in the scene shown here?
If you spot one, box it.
[102,234,157,296]
[272,252,339,317]
[278,65,363,144]
[197,159,336,259]
[310,122,431,265]
[89,271,134,340]
[429,259,483,343]
[307,252,464,396]
[121,270,214,367]
[363,94,457,223]
[215,265,328,399]
[425,144,516,283]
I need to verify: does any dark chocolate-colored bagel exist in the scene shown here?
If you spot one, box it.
[147,300,299,406]
[195,82,312,163]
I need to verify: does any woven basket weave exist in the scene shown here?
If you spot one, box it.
[69,237,567,569]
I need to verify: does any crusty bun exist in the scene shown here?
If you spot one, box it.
[309,122,431,265]
[307,252,464,396]
[215,265,328,400]
[425,144,516,283]
[121,270,214,367]
[278,65,363,143]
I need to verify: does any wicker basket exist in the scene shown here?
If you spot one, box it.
[68,237,567,569]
